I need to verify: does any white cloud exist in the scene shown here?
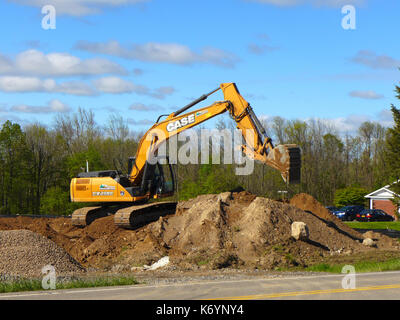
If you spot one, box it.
[312,111,393,134]
[377,109,394,127]
[0,75,173,98]
[0,76,55,92]
[351,50,400,70]
[8,0,149,16]
[11,99,70,113]
[349,90,384,100]
[261,109,393,135]
[151,86,175,99]
[0,54,13,73]
[0,49,126,77]
[93,76,147,94]
[92,76,175,99]
[56,81,97,96]
[75,40,239,67]
[317,114,370,133]
[0,76,96,96]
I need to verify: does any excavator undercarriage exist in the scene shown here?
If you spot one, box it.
[72,202,177,229]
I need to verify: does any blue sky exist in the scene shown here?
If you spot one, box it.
[0,0,399,134]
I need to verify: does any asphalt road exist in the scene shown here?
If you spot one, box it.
[1,271,400,300]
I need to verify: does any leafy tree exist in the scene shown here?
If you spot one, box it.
[334,186,368,207]
[25,124,64,214]
[384,83,400,217]
[385,106,400,182]
[179,163,242,200]
[40,186,84,216]
[66,147,105,179]
[0,121,29,214]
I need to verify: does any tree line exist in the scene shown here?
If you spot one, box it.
[1,83,399,215]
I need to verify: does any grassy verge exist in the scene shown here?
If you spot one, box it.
[306,258,400,273]
[0,276,139,294]
[345,221,400,231]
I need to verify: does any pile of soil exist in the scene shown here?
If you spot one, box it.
[0,191,398,275]
[142,192,381,270]
[0,229,84,278]
[290,193,365,240]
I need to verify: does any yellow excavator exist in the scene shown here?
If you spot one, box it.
[70,83,301,228]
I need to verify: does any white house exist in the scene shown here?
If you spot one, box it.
[365,183,400,218]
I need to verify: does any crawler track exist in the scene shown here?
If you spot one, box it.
[71,202,177,229]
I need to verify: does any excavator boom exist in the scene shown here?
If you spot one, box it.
[130,83,301,185]
[70,83,301,228]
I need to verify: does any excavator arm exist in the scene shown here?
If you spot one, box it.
[130,82,301,185]
[70,82,301,228]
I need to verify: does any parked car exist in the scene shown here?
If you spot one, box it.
[326,206,339,214]
[334,205,365,221]
[355,209,395,222]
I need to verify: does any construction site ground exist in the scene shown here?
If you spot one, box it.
[1,191,400,284]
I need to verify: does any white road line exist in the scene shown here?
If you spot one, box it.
[1,270,400,299]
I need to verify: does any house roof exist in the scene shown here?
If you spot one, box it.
[365,186,397,199]
[365,181,400,199]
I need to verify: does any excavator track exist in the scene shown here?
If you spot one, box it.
[114,201,177,229]
[71,206,109,227]
[71,202,177,228]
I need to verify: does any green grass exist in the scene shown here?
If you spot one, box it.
[345,221,400,231]
[0,276,139,293]
[306,258,400,273]
[196,260,210,266]
[0,279,44,293]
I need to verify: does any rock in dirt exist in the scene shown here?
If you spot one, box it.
[291,222,309,241]
[290,193,363,241]
[362,238,376,247]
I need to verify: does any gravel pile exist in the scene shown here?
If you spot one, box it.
[0,229,85,278]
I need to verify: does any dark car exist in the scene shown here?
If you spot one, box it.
[334,205,365,221]
[326,206,339,214]
[355,209,395,222]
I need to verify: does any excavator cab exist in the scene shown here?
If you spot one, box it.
[70,156,176,228]
[131,156,175,199]
[153,161,175,197]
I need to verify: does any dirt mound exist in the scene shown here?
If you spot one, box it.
[144,192,373,269]
[290,193,364,240]
[0,229,84,278]
[0,191,398,274]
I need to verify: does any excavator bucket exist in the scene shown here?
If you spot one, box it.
[265,144,301,184]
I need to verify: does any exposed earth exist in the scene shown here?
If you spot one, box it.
[0,192,399,278]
